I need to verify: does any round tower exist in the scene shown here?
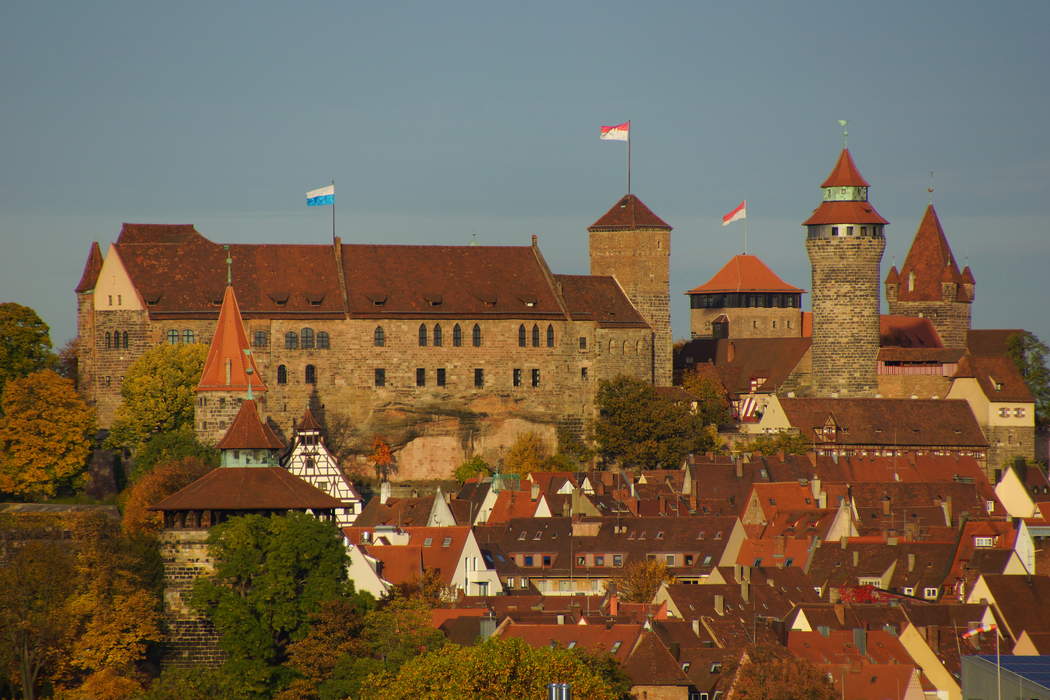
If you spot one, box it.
[803,149,887,397]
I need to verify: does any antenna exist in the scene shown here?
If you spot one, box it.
[928,170,935,204]
[838,119,848,149]
[224,244,232,286]
[243,348,254,400]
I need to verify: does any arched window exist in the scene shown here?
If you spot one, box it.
[609,339,616,353]
[122,331,129,348]
[546,324,554,347]
[636,339,643,354]
[183,329,194,344]
[105,332,111,349]
[433,324,443,347]
[317,331,330,349]
[374,326,385,347]
[453,324,462,347]
[532,325,540,347]
[301,327,315,349]
[622,340,628,354]
[285,332,298,349]
[472,324,482,347]
[277,365,287,384]
[305,364,316,384]
[418,324,428,347]
[518,324,526,347]
[168,329,179,344]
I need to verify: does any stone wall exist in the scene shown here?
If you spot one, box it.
[90,308,153,425]
[886,298,971,349]
[985,424,1036,477]
[690,306,803,340]
[876,374,952,399]
[159,529,224,668]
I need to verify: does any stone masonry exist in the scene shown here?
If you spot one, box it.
[159,529,224,668]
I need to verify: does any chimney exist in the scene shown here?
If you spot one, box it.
[714,594,725,616]
[853,627,868,658]
[691,619,700,637]
[740,580,750,603]
[908,553,915,572]
[735,458,743,479]
[609,593,618,617]
[531,481,540,501]
[380,480,391,505]
[479,614,496,639]
[852,550,859,567]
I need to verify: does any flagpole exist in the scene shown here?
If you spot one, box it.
[627,121,632,194]
[331,179,336,242]
[743,209,749,255]
[996,628,1001,700]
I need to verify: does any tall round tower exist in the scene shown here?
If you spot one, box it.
[803,149,887,397]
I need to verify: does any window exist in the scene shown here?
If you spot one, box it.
[104,332,111,349]
[436,368,446,386]
[546,325,554,347]
[542,555,552,567]
[595,555,605,566]
[423,537,433,547]
[472,324,482,347]
[253,330,268,347]
[923,587,939,600]
[433,324,443,347]
[285,332,298,349]
[579,336,587,350]
[513,369,522,387]
[317,331,329,349]
[305,364,316,384]
[442,536,452,547]
[518,324,526,347]
[666,554,676,566]
[524,555,534,567]
[999,407,1010,418]
[474,368,484,388]
[531,369,540,387]
[532,324,540,347]
[974,537,995,548]
[613,554,623,567]
[1015,407,1026,418]
[277,365,287,384]
[453,324,462,347]
[167,329,179,344]
[418,324,427,347]
[831,226,839,236]
[611,641,622,653]
[374,368,386,387]
[577,555,586,566]
[581,367,588,380]
[903,587,915,596]
[416,368,426,387]
[121,331,128,348]
[301,328,315,349]
[374,326,385,346]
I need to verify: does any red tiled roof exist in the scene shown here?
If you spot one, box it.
[197,286,267,393]
[297,407,322,432]
[885,265,900,284]
[820,149,871,188]
[363,544,424,585]
[802,200,888,226]
[486,490,542,524]
[954,355,1034,403]
[215,400,285,450]
[588,194,672,231]
[896,205,967,302]
[686,254,804,295]
[151,466,343,511]
[967,329,1026,358]
[494,621,644,662]
[880,315,943,348]
[75,241,103,293]
[877,347,963,363]
[676,337,811,395]
[556,274,649,328]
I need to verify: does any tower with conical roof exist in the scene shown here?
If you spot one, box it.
[194,285,267,445]
[884,205,973,348]
[588,194,673,385]
[803,149,887,397]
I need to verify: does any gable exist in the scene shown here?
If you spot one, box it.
[94,244,143,311]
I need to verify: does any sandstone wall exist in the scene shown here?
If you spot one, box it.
[159,529,223,668]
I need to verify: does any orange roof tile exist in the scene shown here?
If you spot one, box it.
[686,254,804,294]
[75,241,103,293]
[802,200,888,226]
[896,205,967,302]
[215,400,285,450]
[197,286,267,393]
[150,466,342,511]
[820,149,871,188]
[954,354,1034,403]
[588,194,672,231]
[495,621,644,662]
[486,490,542,524]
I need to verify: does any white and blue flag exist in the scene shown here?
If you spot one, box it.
[306,184,335,207]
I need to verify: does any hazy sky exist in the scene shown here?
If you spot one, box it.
[2,1,1047,348]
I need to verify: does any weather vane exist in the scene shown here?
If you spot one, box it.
[928,170,935,204]
[224,244,232,286]
[838,120,848,149]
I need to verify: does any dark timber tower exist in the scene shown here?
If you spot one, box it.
[803,149,887,397]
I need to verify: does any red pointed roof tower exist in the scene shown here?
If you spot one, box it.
[687,254,804,295]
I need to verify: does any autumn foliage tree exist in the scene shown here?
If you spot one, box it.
[0,302,54,398]
[595,376,702,468]
[121,456,215,535]
[502,431,550,475]
[0,369,95,498]
[733,652,836,700]
[369,436,395,481]
[607,559,674,603]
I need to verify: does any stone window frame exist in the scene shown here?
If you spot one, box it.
[546,324,555,347]
[518,324,526,347]
[474,368,484,388]
[531,324,540,347]
[105,331,112,348]
[277,365,287,384]
[418,324,428,347]
[433,324,443,347]
[121,331,128,348]
[531,369,540,387]
[285,331,298,350]
[316,331,330,349]
[252,330,269,348]
[183,329,195,344]
[472,324,482,347]
[374,368,386,387]
[436,368,446,386]
[416,368,426,387]
[305,364,317,385]
[167,329,179,344]
[301,327,315,349]
[513,368,522,387]
[453,324,462,347]
[374,326,385,347]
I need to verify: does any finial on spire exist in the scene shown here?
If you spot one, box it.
[470,233,479,246]
[928,170,935,204]
[243,349,254,400]
[838,119,848,149]
[224,244,232,286]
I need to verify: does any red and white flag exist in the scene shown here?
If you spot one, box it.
[962,623,997,639]
[722,200,747,226]
[600,121,630,141]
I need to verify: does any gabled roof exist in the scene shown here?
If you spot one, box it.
[150,466,343,511]
[75,241,103,293]
[355,496,436,528]
[967,329,1025,358]
[494,621,644,663]
[820,149,871,188]
[954,354,1034,403]
[896,205,968,302]
[676,337,812,396]
[297,407,323,432]
[686,254,804,295]
[879,315,943,348]
[588,194,672,231]
[556,274,649,328]
[197,286,267,393]
[215,400,285,450]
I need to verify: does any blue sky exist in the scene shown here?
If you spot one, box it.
[1,0,1047,347]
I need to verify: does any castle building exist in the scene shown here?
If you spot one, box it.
[803,148,888,397]
[885,204,974,348]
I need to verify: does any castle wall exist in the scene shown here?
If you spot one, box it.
[886,299,971,349]
[876,374,952,399]
[91,309,153,425]
[159,529,223,668]
[690,306,803,339]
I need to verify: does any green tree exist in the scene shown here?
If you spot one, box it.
[502,431,550,475]
[681,368,733,429]
[129,426,218,483]
[361,595,446,669]
[0,369,95,498]
[552,424,595,470]
[0,303,54,400]
[595,376,701,469]
[277,598,372,700]
[454,455,492,483]
[190,513,360,697]
[365,636,619,700]
[607,559,673,603]
[106,343,208,453]
[1007,331,1050,426]
[734,430,809,456]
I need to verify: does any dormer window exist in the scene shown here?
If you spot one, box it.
[366,293,387,307]
[424,294,443,307]
[269,291,290,306]
[305,292,325,306]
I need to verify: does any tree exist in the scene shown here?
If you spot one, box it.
[121,456,215,535]
[129,426,218,483]
[454,455,492,483]
[369,436,395,482]
[277,598,371,700]
[734,430,809,456]
[360,595,446,669]
[364,637,620,700]
[607,559,673,603]
[551,424,595,470]
[0,303,54,399]
[733,653,836,700]
[190,513,359,696]
[595,376,701,469]
[1007,331,1050,426]
[502,431,550,475]
[0,369,95,498]
[681,369,733,428]
[106,343,208,453]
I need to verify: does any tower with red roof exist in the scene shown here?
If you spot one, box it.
[803,149,887,397]
[588,194,673,385]
[884,204,974,348]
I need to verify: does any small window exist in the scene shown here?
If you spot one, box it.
[436,368,446,386]
[253,330,268,347]
[831,226,839,236]
[512,368,523,386]
[666,554,675,566]
[423,537,433,547]
[595,555,605,566]
[524,555,534,567]
[442,537,452,547]
[301,328,315,349]
[180,329,193,344]
[277,365,287,384]
[305,364,316,385]
[433,324,443,347]
[531,324,540,347]
[531,369,540,387]
[613,554,623,567]
[518,324,526,347]
[167,329,179,344]
[453,324,462,347]
[546,324,554,347]
[579,336,587,350]
[416,368,426,387]
[1015,407,1026,418]
[285,332,298,349]
[374,326,385,346]
[924,587,939,600]
[374,368,386,387]
[611,641,622,653]
[418,324,427,347]
[542,555,552,567]
[316,331,329,349]
[474,368,484,388]
[472,324,482,347]
[581,367,588,381]
[104,332,111,349]
[121,331,128,348]
[577,555,586,566]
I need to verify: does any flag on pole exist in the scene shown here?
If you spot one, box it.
[962,623,997,639]
[722,200,747,226]
[600,122,630,141]
[306,184,335,207]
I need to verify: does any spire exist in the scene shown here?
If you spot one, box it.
[588,194,672,231]
[197,286,268,393]
[75,242,104,293]
[803,148,885,227]
[885,265,900,284]
[297,406,323,433]
[820,149,870,188]
[216,400,285,452]
[897,204,966,302]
